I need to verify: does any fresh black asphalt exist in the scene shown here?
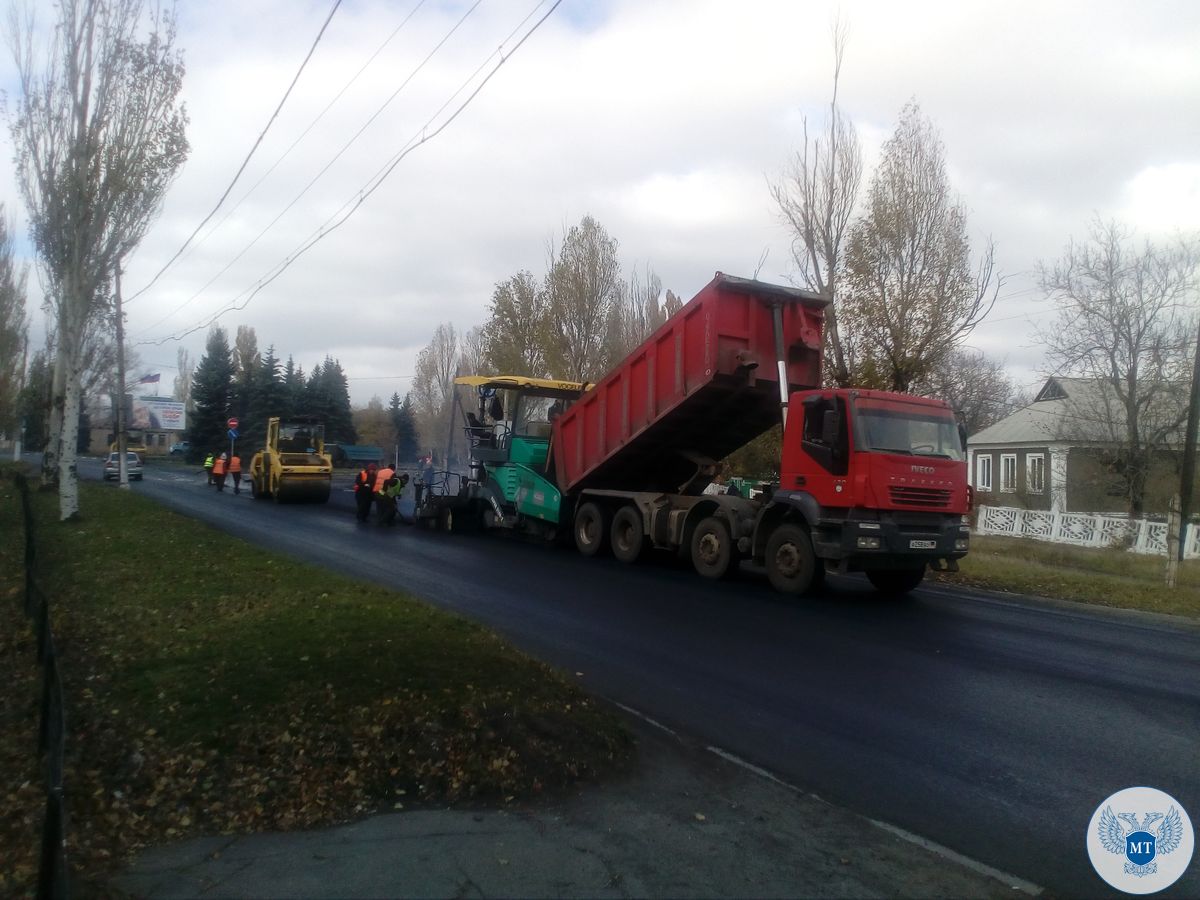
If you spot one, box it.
[86,459,1200,896]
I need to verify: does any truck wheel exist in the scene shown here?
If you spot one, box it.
[610,506,646,564]
[574,502,608,557]
[691,516,733,579]
[866,567,925,596]
[765,524,816,594]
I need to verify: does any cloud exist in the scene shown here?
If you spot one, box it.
[1,0,1196,408]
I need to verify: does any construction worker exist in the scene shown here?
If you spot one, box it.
[228,453,243,494]
[374,461,395,523]
[212,452,228,491]
[203,451,215,484]
[353,462,377,522]
[382,472,410,526]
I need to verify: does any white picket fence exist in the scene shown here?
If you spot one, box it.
[976,506,1200,560]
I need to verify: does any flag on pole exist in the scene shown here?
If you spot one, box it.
[137,373,160,384]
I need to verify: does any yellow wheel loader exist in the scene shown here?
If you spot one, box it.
[249,417,333,503]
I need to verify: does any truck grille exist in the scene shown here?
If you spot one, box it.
[889,486,952,508]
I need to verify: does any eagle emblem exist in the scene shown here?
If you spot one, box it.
[1098,805,1185,877]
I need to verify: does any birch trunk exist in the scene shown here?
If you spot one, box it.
[58,350,83,519]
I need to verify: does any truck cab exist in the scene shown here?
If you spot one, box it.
[761,388,970,592]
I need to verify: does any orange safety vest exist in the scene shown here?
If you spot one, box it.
[354,469,373,492]
[212,456,227,476]
[374,467,394,493]
[228,455,242,474]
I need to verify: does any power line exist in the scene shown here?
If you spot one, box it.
[140,0,562,346]
[135,0,487,337]
[127,0,344,306]
[145,0,431,290]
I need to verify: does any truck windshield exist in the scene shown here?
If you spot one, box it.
[852,399,964,461]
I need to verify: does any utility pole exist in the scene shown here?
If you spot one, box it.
[1178,315,1200,559]
[114,260,129,489]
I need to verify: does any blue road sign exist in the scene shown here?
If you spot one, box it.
[228,428,238,440]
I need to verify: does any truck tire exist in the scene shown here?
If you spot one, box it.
[574,502,609,557]
[866,567,925,595]
[610,505,646,564]
[765,524,817,594]
[691,516,734,579]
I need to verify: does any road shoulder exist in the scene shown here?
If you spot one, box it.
[113,718,1035,899]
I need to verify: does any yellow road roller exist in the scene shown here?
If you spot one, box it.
[249,416,332,503]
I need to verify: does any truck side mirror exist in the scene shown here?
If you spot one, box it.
[821,409,840,446]
[958,422,968,452]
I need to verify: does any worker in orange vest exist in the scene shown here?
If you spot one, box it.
[212,452,228,491]
[353,462,377,522]
[228,453,243,494]
[374,461,395,523]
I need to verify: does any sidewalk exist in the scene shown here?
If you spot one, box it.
[113,720,1036,899]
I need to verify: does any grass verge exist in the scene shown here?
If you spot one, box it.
[933,533,1200,618]
[0,470,632,894]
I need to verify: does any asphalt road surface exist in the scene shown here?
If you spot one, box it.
[77,457,1200,896]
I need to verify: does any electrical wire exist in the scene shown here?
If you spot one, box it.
[139,0,561,346]
[134,0,489,336]
[126,0,344,306]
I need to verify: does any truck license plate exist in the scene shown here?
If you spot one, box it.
[909,539,936,549]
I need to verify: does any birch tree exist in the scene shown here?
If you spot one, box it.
[6,0,188,518]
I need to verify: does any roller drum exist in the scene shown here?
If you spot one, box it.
[274,476,331,504]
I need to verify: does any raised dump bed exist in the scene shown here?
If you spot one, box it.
[552,273,827,494]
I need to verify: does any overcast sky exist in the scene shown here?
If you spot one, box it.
[5,0,1199,406]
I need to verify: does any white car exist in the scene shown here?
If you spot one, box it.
[103,451,144,481]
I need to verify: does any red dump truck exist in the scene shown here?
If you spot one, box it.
[419,272,970,595]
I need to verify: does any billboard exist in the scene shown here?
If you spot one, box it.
[131,398,186,431]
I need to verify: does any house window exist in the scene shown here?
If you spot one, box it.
[1027,454,1045,494]
[1000,454,1017,493]
[976,455,992,491]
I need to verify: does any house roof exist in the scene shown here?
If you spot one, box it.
[969,376,1187,448]
[969,377,1115,446]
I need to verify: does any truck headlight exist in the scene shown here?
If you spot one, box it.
[954,538,969,550]
[857,536,882,549]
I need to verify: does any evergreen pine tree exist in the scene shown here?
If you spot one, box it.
[190,326,234,459]
[282,356,305,420]
[397,393,419,461]
[313,356,356,443]
[243,344,283,451]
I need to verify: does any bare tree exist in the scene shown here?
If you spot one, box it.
[917,348,1026,436]
[769,19,862,386]
[7,0,188,518]
[841,101,999,393]
[1038,219,1199,516]
[410,323,458,451]
[545,215,623,382]
[482,270,550,377]
[0,209,29,443]
[458,325,487,377]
